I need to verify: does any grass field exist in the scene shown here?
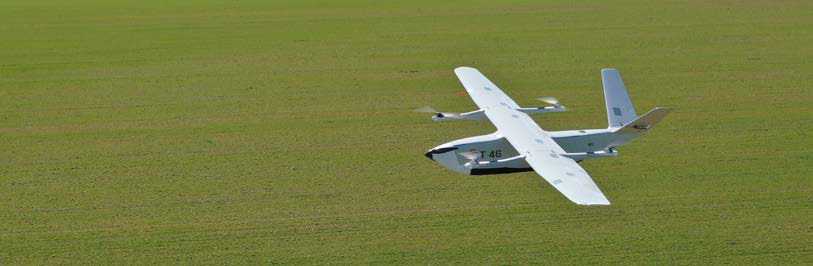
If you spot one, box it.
[1,0,811,264]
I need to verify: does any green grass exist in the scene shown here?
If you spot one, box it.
[1,0,811,264]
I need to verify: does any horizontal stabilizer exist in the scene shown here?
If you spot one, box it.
[612,107,672,135]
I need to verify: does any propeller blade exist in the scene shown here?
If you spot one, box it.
[414,106,438,113]
[458,151,479,161]
[459,150,480,169]
[537,97,560,105]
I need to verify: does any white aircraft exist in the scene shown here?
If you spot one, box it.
[420,67,671,205]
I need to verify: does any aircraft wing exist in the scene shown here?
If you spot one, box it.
[454,67,611,205]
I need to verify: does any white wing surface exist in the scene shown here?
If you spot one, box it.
[454,67,610,205]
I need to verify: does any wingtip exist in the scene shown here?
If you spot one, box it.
[578,201,611,206]
[601,68,618,73]
[574,196,611,206]
[454,66,477,73]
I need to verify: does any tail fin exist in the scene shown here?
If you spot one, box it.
[602,69,637,128]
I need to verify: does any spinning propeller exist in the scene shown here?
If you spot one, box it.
[458,150,480,168]
[414,106,460,118]
[537,96,561,106]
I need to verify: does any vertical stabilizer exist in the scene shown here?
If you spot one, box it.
[602,69,637,128]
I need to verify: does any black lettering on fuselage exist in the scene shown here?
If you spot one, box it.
[479,150,503,159]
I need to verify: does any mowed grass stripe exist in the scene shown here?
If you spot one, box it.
[1,0,811,264]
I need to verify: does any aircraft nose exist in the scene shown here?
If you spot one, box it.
[424,147,457,161]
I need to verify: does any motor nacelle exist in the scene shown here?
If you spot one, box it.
[430,110,486,121]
